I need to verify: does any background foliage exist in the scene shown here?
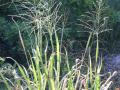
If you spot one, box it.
[0,0,120,63]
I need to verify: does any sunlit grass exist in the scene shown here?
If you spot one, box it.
[0,0,117,90]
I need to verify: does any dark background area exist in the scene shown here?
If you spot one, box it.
[0,0,120,64]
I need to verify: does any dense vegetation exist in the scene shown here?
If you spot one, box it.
[0,0,120,90]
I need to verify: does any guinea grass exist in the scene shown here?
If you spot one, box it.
[0,0,116,90]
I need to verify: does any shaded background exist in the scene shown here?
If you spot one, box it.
[0,0,120,64]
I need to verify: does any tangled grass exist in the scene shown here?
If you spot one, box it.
[0,0,117,90]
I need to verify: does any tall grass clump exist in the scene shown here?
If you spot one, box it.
[0,0,70,90]
[78,0,116,89]
[0,0,117,90]
[14,0,64,90]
